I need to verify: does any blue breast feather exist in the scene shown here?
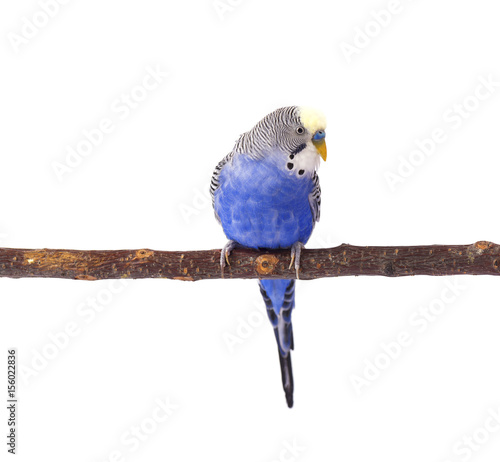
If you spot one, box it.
[214,152,315,249]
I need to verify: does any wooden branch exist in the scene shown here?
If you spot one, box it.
[0,241,499,281]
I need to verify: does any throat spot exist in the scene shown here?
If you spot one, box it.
[284,143,319,178]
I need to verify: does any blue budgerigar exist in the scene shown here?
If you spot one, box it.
[210,106,327,407]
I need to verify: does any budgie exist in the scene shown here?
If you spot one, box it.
[210,106,327,407]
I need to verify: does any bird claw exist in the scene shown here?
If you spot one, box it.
[289,242,304,279]
[220,240,238,277]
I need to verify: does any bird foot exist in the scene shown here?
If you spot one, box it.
[220,240,239,277]
[289,242,305,279]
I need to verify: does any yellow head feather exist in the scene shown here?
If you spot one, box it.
[298,107,327,134]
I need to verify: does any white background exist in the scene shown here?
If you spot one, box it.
[1,0,500,461]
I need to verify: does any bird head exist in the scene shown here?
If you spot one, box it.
[235,106,327,177]
[297,106,327,162]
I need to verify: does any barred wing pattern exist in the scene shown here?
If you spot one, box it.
[308,170,321,224]
[210,151,235,223]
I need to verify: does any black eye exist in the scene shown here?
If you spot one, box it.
[296,126,305,135]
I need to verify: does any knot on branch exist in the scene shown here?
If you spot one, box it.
[255,254,279,275]
[467,241,496,265]
[384,261,396,277]
[474,241,494,251]
[135,249,154,259]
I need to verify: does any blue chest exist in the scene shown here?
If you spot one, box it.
[214,153,315,249]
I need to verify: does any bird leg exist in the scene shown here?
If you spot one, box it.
[289,241,305,279]
[220,240,239,276]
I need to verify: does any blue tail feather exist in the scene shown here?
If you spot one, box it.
[259,279,296,407]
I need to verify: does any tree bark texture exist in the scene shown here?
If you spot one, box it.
[0,241,499,281]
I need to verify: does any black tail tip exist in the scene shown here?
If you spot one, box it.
[278,352,294,408]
